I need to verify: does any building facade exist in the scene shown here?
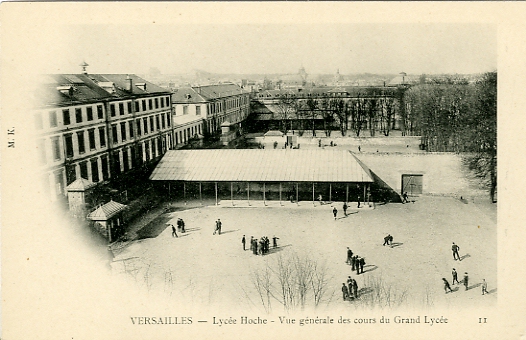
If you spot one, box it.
[172,84,250,143]
[35,73,174,201]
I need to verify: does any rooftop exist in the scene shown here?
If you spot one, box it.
[149,149,374,183]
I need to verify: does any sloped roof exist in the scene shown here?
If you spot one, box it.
[171,87,207,103]
[87,200,127,221]
[150,149,374,183]
[194,83,246,100]
[66,177,96,191]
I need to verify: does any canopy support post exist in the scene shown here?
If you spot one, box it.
[346,183,349,204]
[279,183,282,206]
[215,182,218,206]
[296,183,299,205]
[248,182,250,206]
[263,183,266,206]
[231,182,234,206]
[199,182,202,204]
[329,183,332,203]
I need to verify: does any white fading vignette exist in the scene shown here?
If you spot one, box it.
[1,2,526,340]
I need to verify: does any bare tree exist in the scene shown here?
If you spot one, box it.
[306,98,318,137]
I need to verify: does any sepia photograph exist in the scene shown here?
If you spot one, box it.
[1,2,525,339]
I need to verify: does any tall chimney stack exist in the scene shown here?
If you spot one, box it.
[80,61,89,74]
[126,74,133,93]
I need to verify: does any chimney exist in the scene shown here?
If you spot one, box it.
[80,61,89,74]
[126,75,133,93]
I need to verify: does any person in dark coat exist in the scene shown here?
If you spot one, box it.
[253,239,258,255]
[383,234,391,246]
[352,279,359,298]
[402,192,409,203]
[442,278,453,293]
[452,242,461,261]
[265,237,270,253]
[346,276,353,297]
[482,279,488,295]
[463,272,469,291]
[216,219,222,235]
[389,235,393,245]
[351,255,357,271]
[342,283,349,301]
[272,236,279,248]
[346,247,353,264]
[242,235,246,251]
[180,219,185,233]
[333,207,338,220]
[343,202,348,216]
[171,224,178,238]
[452,268,460,285]
[355,257,361,275]
[250,236,254,252]
[359,257,365,274]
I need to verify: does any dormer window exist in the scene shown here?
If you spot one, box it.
[135,83,147,91]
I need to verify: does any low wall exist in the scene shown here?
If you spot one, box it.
[356,153,486,198]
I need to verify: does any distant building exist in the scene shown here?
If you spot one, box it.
[34,71,173,201]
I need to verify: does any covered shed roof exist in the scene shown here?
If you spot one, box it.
[87,200,127,221]
[150,149,373,183]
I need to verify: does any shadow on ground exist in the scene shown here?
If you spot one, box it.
[136,214,172,240]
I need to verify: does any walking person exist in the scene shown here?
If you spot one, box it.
[342,283,349,301]
[402,192,409,204]
[383,234,391,246]
[242,235,246,251]
[482,279,488,295]
[359,257,365,274]
[442,278,453,293]
[452,242,461,261]
[347,276,353,299]
[171,224,178,238]
[355,257,361,275]
[357,196,361,208]
[351,255,357,271]
[272,236,279,248]
[250,236,254,252]
[343,202,348,216]
[352,278,358,298]
[216,219,222,235]
[346,247,353,264]
[180,219,185,233]
[253,239,258,255]
[452,268,460,285]
[333,207,338,220]
[463,272,469,291]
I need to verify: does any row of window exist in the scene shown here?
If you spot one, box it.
[35,95,171,130]
[109,96,170,117]
[111,113,171,145]
[208,94,249,115]
[36,105,105,130]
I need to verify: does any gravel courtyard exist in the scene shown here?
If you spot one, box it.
[112,195,496,314]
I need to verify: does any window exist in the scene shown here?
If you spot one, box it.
[51,137,60,161]
[167,114,171,127]
[155,115,160,131]
[54,171,64,196]
[166,96,170,107]
[35,113,43,130]
[38,139,46,164]
[149,99,153,110]
[151,138,156,157]
[183,105,189,115]
[136,119,142,136]
[66,164,76,185]
[62,109,70,126]
[155,98,159,109]
[97,105,104,119]
[99,127,106,147]
[127,102,132,114]
[49,111,58,127]
[110,104,116,117]
[79,161,88,179]
[142,100,146,111]
[160,97,164,108]
[88,129,96,150]
[91,159,99,182]
[112,125,118,143]
[101,156,109,181]
[122,149,129,172]
[143,117,148,134]
[75,108,82,123]
[119,103,124,116]
[77,131,85,154]
[64,134,74,158]
[129,121,134,138]
[161,114,166,129]
[87,107,93,121]
[150,116,154,132]
[135,101,140,112]
[196,106,201,116]
[120,122,127,141]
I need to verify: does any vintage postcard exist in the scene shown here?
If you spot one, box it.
[1,2,525,339]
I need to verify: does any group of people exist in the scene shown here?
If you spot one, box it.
[346,247,366,275]
[171,218,186,238]
[442,242,489,295]
[383,234,393,246]
[247,235,279,255]
[342,276,359,301]
[213,219,222,235]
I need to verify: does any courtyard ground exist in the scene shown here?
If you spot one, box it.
[111,194,497,314]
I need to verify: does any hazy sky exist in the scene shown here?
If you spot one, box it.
[62,23,496,75]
